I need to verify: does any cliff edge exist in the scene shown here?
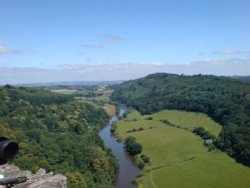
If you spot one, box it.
[0,164,67,188]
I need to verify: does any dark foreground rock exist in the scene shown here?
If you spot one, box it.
[0,164,67,188]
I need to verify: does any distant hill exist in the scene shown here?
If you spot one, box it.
[111,73,250,166]
[13,80,125,87]
[232,76,250,83]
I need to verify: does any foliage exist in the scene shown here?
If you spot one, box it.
[141,154,150,163]
[124,136,143,156]
[193,127,216,140]
[111,73,250,166]
[0,86,118,188]
[137,161,145,169]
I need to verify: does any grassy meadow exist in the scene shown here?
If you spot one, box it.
[116,110,250,188]
[148,110,221,136]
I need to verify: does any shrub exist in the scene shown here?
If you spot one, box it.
[138,127,144,131]
[137,171,145,178]
[131,179,137,184]
[141,154,150,163]
[138,161,145,169]
[124,136,143,156]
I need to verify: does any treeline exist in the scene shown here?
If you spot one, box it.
[0,85,118,188]
[111,73,250,166]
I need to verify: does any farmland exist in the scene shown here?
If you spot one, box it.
[51,86,116,116]
[115,110,250,188]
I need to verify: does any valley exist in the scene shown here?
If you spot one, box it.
[1,73,250,188]
[2,1,249,187]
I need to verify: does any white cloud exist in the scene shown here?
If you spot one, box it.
[82,34,123,50]
[106,35,124,42]
[244,50,250,57]
[0,45,19,54]
[101,34,124,42]
[1,58,250,85]
[83,44,103,49]
[213,50,242,55]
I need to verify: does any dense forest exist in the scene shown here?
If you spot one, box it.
[232,76,250,83]
[0,85,118,188]
[111,73,250,166]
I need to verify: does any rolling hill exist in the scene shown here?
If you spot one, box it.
[111,73,250,166]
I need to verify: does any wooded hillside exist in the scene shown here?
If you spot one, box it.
[0,85,118,188]
[111,73,250,166]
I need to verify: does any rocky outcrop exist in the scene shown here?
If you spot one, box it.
[0,164,67,188]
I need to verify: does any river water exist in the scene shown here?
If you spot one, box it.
[99,105,139,188]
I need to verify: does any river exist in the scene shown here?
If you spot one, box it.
[99,105,139,188]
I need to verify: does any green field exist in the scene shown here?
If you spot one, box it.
[116,110,250,188]
[146,110,221,136]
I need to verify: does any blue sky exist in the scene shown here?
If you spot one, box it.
[0,0,250,84]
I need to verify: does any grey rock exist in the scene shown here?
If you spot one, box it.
[0,164,67,188]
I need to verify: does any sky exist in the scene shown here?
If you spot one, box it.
[0,0,250,84]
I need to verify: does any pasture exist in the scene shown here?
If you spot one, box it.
[116,110,250,188]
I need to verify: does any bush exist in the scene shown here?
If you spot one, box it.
[137,171,145,178]
[193,127,205,135]
[146,117,153,120]
[110,124,116,133]
[163,119,171,124]
[207,144,215,152]
[141,154,150,163]
[138,161,145,169]
[193,127,215,140]
[124,136,143,156]
[131,179,137,184]
[138,127,144,131]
